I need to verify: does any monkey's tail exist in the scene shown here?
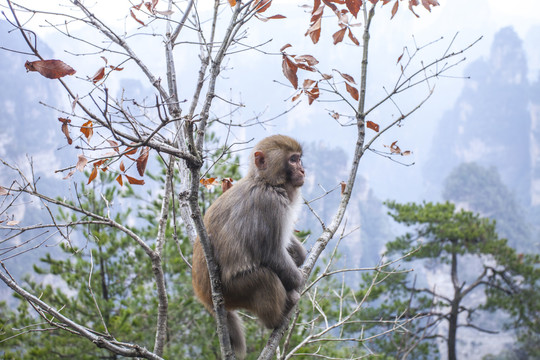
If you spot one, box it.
[227,310,246,360]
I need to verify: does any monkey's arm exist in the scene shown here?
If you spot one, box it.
[287,236,306,267]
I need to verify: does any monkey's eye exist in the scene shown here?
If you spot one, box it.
[289,154,301,164]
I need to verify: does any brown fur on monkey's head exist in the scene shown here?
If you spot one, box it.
[248,135,303,187]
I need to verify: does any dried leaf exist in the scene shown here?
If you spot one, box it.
[116,175,123,186]
[76,154,88,172]
[402,150,412,156]
[107,140,120,153]
[280,43,293,52]
[63,169,76,180]
[120,161,126,172]
[80,120,93,141]
[58,117,72,145]
[422,0,439,11]
[125,175,145,185]
[340,181,346,194]
[305,17,322,44]
[348,28,360,46]
[295,55,319,66]
[306,82,320,105]
[109,65,124,71]
[254,0,272,13]
[266,14,286,20]
[90,66,106,84]
[321,73,333,80]
[130,9,145,25]
[346,0,362,18]
[221,178,233,193]
[332,27,347,45]
[71,94,79,112]
[0,186,8,196]
[335,70,357,84]
[345,82,359,101]
[155,9,174,15]
[7,220,19,226]
[125,147,138,156]
[408,0,420,17]
[367,120,379,132]
[296,63,316,72]
[331,111,340,120]
[291,91,303,102]
[282,55,298,89]
[25,59,76,79]
[303,79,317,89]
[228,0,237,5]
[391,0,399,19]
[88,166,98,185]
[136,147,149,176]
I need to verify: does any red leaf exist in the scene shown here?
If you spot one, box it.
[90,66,105,84]
[125,175,145,185]
[58,117,72,145]
[391,0,399,19]
[25,60,76,79]
[282,55,298,89]
[76,154,88,172]
[88,167,98,185]
[136,147,149,176]
[345,82,359,101]
[346,0,362,18]
[130,9,145,25]
[80,120,93,141]
[116,174,124,186]
[348,28,360,46]
[332,27,347,45]
[367,121,379,132]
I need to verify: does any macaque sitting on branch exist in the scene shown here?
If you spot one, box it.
[192,134,307,359]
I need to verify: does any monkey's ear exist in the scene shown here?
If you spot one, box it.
[254,151,267,170]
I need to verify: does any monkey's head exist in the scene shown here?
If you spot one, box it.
[249,135,305,189]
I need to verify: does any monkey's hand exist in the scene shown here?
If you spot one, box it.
[280,266,305,292]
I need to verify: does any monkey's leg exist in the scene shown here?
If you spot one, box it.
[227,311,246,360]
[225,268,288,329]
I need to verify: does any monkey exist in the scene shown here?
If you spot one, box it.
[192,134,307,359]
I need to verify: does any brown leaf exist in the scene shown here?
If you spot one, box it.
[402,150,412,156]
[7,220,19,226]
[254,0,272,13]
[25,59,76,79]
[0,186,8,196]
[331,111,340,120]
[120,161,126,173]
[296,63,316,72]
[109,65,124,71]
[58,117,72,145]
[340,181,346,194]
[76,154,88,172]
[80,120,93,141]
[221,178,233,193]
[136,147,149,176]
[107,140,120,153]
[303,79,317,89]
[291,91,303,102]
[88,166,98,185]
[133,1,144,10]
[305,17,322,44]
[282,55,298,89]
[63,169,76,180]
[125,175,145,185]
[90,66,105,84]
[295,54,319,66]
[130,9,145,25]
[346,0,362,18]
[367,120,379,132]
[280,43,293,52]
[335,70,356,84]
[345,82,359,101]
[321,73,333,80]
[306,82,320,105]
[266,14,286,20]
[332,27,347,45]
[408,0,420,17]
[71,94,79,112]
[116,174,124,186]
[348,28,360,46]
[125,147,138,156]
[391,0,399,19]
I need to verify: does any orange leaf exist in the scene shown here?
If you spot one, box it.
[88,166,98,185]
[125,175,145,185]
[76,154,88,172]
[228,0,237,6]
[346,0,362,18]
[130,9,145,25]
[80,120,93,141]
[58,117,72,145]
[345,82,359,101]
[25,59,76,79]
[332,27,347,45]
[282,55,298,89]
[90,67,105,84]
[116,174,124,186]
[367,121,379,132]
[136,147,149,176]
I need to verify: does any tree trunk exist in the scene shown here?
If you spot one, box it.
[448,250,460,360]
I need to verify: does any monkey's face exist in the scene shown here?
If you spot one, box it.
[286,152,305,188]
